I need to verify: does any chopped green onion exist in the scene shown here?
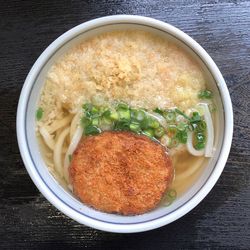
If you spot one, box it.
[130,109,137,119]
[177,122,187,131]
[168,189,177,199]
[36,107,44,121]
[148,118,160,129]
[81,117,91,127]
[195,142,205,150]
[110,110,119,120]
[79,102,208,150]
[83,103,101,118]
[195,132,206,143]
[153,108,164,116]
[131,109,146,121]
[85,111,92,118]
[163,189,177,206]
[140,118,150,130]
[198,90,213,99]
[154,126,165,138]
[92,117,99,126]
[99,106,108,113]
[175,108,190,121]
[164,110,176,122]
[117,108,131,120]
[102,110,111,118]
[91,106,99,114]
[197,121,207,131]
[135,110,146,121]
[142,128,154,138]
[101,116,112,125]
[129,122,141,133]
[82,103,93,111]
[194,131,206,150]
[84,125,101,136]
[114,119,130,131]
[176,130,188,144]
[117,102,129,109]
[85,110,100,118]
[190,112,201,124]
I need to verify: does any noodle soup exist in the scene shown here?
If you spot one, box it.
[36,30,216,213]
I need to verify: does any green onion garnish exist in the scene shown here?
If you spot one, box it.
[142,128,154,138]
[84,125,101,136]
[168,189,177,199]
[101,117,112,125]
[117,108,131,120]
[195,142,205,150]
[81,117,92,127]
[163,189,177,206]
[148,118,160,129]
[190,112,201,124]
[194,131,206,150]
[117,102,129,109]
[153,108,164,116]
[175,108,190,121]
[91,106,99,114]
[164,110,176,122]
[197,121,207,132]
[154,126,165,138]
[195,132,206,143]
[92,117,99,126]
[36,107,44,121]
[135,110,146,121]
[176,130,188,144]
[79,101,209,147]
[102,110,111,118]
[198,90,213,99]
[177,122,187,131]
[140,117,150,130]
[109,110,119,120]
[114,119,130,131]
[82,103,92,111]
[129,122,141,133]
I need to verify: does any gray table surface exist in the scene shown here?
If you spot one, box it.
[0,0,249,249]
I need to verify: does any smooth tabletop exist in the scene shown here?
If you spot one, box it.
[0,0,250,249]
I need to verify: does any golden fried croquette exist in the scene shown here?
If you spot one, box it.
[70,131,173,215]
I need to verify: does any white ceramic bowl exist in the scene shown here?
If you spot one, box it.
[17,15,233,233]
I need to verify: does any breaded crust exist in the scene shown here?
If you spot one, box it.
[70,131,173,215]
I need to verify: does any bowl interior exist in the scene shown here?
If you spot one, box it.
[25,23,224,225]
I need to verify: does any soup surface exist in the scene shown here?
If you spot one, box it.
[36,30,215,214]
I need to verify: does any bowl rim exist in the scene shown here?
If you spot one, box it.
[16,14,233,233]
